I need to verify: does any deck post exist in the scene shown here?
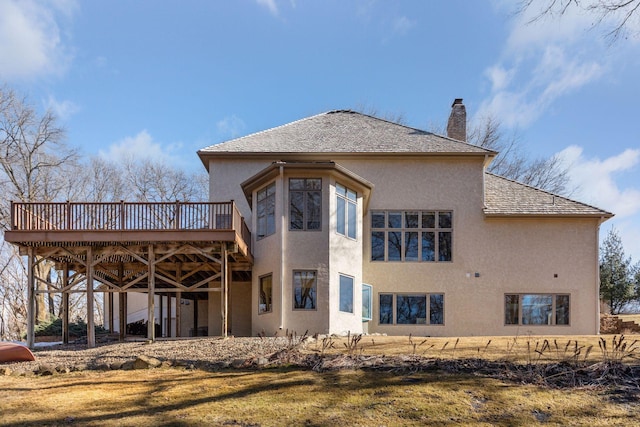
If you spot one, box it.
[159,294,165,337]
[118,262,126,341]
[148,244,156,342]
[167,294,173,337]
[108,292,114,334]
[26,247,35,349]
[62,263,69,344]
[175,291,182,337]
[86,246,96,348]
[222,244,229,337]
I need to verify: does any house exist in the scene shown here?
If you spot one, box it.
[6,99,613,348]
[196,99,612,337]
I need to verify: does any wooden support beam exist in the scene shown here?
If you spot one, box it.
[159,294,164,338]
[62,263,69,344]
[167,294,173,337]
[176,291,182,338]
[86,246,96,348]
[119,292,126,341]
[108,291,114,333]
[147,244,156,342]
[222,244,229,337]
[26,247,36,349]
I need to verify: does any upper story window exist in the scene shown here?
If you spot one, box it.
[290,178,321,231]
[257,182,276,239]
[371,210,452,262]
[336,183,357,239]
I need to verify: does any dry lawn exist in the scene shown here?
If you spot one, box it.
[1,368,638,426]
[1,334,639,426]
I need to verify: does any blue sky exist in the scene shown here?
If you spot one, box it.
[1,0,639,261]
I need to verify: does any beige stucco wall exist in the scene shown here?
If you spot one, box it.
[206,155,602,337]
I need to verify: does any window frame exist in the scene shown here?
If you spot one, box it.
[293,270,317,311]
[378,292,445,326]
[289,178,322,232]
[371,210,453,262]
[339,274,354,314]
[336,183,357,240]
[258,274,273,314]
[256,182,276,240]
[504,293,570,326]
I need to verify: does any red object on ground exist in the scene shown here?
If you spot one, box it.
[0,342,36,363]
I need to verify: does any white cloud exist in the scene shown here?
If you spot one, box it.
[44,95,79,121]
[100,131,173,164]
[216,115,246,139]
[0,0,76,80]
[256,0,278,16]
[557,145,640,218]
[556,145,640,262]
[478,1,611,128]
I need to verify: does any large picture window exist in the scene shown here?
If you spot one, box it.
[257,182,276,239]
[339,274,354,313]
[336,183,357,239]
[505,294,570,326]
[293,270,317,310]
[371,211,452,262]
[290,178,321,231]
[379,293,444,325]
[259,274,272,314]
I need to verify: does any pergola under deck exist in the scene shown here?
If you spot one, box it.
[5,201,253,348]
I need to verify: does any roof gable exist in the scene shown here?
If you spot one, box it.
[199,110,494,156]
[484,173,613,218]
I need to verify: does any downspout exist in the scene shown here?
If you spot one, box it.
[596,217,604,334]
[279,165,285,331]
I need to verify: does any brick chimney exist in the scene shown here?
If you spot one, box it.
[446,98,466,142]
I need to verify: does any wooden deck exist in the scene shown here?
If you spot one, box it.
[5,201,253,348]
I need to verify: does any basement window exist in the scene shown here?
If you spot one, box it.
[504,294,570,326]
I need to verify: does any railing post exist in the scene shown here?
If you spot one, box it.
[230,200,235,231]
[175,200,180,230]
[120,200,125,230]
[66,201,71,230]
[10,201,15,230]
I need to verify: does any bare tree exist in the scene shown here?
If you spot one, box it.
[518,0,640,42]
[468,116,570,195]
[0,86,79,323]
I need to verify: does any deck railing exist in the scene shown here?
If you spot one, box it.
[11,201,250,248]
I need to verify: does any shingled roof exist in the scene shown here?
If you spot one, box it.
[484,173,613,217]
[199,110,495,156]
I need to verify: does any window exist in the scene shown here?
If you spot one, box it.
[362,284,372,321]
[379,293,444,325]
[257,182,276,239]
[339,274,354,313]
[505,294,570,326]
[336,183,357,239]
[259,275,272,314]
[293,271,317,310]
[371,211,452,262]
[290,178,321,231]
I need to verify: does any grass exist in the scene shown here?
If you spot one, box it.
[1,334,640,426]
[1,368,638,426]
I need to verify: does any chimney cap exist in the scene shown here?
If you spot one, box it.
[451,98,464,107]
